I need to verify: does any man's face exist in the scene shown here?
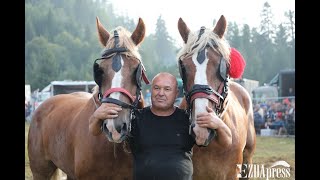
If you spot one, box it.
[151,75,178,110]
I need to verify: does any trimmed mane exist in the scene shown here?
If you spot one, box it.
[102,26,142,60]
[177,28,231,64]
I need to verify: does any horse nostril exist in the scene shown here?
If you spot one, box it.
[115,123,127,134]
[121,123,127,134]
[115,124,121,134]
[102,120,108,133]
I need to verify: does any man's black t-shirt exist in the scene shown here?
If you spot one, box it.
[128,107,195,180]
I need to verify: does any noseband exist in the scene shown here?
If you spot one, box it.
[93,30,150,110]
[178,27,229,118]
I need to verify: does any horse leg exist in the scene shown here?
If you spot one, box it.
[241,125,256,180]
[29,160,57,180]
[50,168,67,180]
[28,118,59,180]
[66,176,74,180]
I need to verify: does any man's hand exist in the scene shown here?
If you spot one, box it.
[196,106,223,129]
[196,106,232,148]
[89,103,122,136]
[93,103,122,120]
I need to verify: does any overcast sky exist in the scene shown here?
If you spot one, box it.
[108,0,295,47]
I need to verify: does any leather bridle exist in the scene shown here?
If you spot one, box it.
[93,30,150,110]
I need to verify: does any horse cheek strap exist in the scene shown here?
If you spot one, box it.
[93,61,103,86]
[135,64,142,88]
[178,59,187,93]
[178,60,184,81]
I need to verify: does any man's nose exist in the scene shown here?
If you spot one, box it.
[158,88,165,95]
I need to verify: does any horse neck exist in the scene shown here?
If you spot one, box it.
[91,91,101,110]
[138,96,145,108]
[178,97,188,110]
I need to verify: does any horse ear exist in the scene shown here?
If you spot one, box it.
[131,18,146,46]
[96,17,110,47]
[213,15,227,38]
[178,18,190,44]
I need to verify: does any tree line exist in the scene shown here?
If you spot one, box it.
[25,0,295,91]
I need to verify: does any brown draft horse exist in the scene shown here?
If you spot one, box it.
[28,17,149,180]
[177,15,256,179]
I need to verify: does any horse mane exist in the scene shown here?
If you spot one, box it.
[177,28,231,63]
[102,26,142,60]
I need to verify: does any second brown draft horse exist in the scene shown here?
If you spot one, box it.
[177,15,256,179]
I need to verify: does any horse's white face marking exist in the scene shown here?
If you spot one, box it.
[105,57,124,139]
[192,49,210,115]
[192,49,210,145]
[110,58,124,99]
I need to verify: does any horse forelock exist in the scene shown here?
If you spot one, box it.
[177,29,231,64]
[103,26,142,60]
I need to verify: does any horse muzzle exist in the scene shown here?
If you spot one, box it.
[191,123,216,146]
[102,118,128,143]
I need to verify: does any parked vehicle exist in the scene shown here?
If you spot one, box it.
[233,78,259,98]
[35,80,96,109]
[252,69,295,103]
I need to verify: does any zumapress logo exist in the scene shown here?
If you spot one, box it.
[237,160,291,179]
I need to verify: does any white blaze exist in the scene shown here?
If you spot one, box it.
[192,49,210,115]
[192,49,210,145]
[109,58,124,99]
[106,58,124,139]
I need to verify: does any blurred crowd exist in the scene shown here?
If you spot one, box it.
[253,98,295,135]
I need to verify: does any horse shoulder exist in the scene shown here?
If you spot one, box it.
[228,81,256,153]
[228,81,252,114]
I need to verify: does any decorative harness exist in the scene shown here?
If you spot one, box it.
[93,30,150,111]
[178,27,230,146]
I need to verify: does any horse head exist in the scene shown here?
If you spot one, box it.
[93,17,149,143]
[177,15,231,146]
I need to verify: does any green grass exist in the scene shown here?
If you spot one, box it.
[251,136,295,180]
[25,123,295,179]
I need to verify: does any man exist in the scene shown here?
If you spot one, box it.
[89,72,224,180]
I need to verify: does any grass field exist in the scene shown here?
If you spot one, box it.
[25,122,295,180]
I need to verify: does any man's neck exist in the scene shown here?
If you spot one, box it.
[150,106,176,116]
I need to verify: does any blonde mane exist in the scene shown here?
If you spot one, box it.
[102,26,142,60]
[177,28,231,63]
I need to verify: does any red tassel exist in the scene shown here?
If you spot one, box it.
[229,48,246,78]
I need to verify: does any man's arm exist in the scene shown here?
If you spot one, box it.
[89,103,122,136]
[196,106,232,148]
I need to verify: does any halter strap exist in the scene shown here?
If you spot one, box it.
[103,88,135,103]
